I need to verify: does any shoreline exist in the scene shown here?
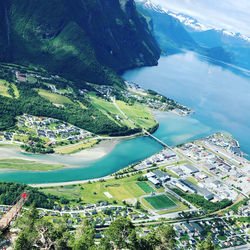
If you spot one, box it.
[0,139,121,171]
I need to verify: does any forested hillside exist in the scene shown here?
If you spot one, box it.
[0,0,160,85]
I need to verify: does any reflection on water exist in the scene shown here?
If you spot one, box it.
[123,52,250,159]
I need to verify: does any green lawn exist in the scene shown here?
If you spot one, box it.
[38,89,73,105]
[144,194,177,210]
[41,174,149,204]
[136,182,154,193]
[217,235,227,241]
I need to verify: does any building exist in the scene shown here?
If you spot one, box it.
[163,149,176,159]
[152,170,171,183]
[172,167,185,177]
[204,163,216,170]
[198,188,214,201]
[210,180,222,188]
[146,170,170,186]
[148,177,160,186]
[182,222,195,233]
[177,179,197,193]
[183,164,199,174]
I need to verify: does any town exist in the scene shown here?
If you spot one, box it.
[0,133,245,249]
[0,114,96,154]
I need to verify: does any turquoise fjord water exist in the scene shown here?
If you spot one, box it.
[0,137,163,184]
[0,51,249,184]
[123,52,250,160]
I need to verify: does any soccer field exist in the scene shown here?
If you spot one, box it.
[136,182,154,193]
[144,194,177,210]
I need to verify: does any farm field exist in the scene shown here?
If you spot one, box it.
[116,100,157,130]
[37,89,73,105]
[90,96,135,128]
[144,194,177,210]
[1,81,19,98]
[136,182,155,193]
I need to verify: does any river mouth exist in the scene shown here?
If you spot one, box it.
[0,51,249,183]
[0,139,121,170]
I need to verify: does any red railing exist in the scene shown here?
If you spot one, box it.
[0,192,29,231]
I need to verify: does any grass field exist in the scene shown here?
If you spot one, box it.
[0,79,11,98]
[0,159,64,171]
[90,96,133,127]
[116,101,157,130]
[38,89,73,105]
[55,140,98,154]
[144,194,177,210]
[136,182,154,193]
[157,192,188,214]
[0,80,19,98]
[41,174,148,204]
[90,96,157,130]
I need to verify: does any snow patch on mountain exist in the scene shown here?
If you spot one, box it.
[136,0,250,43]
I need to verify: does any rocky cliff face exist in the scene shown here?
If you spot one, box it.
[0,0,160,84]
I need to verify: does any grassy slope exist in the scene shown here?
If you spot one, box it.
[116,100,157,129]
[0,80,19,98]
[0,80,11,98]
[37,89,73,105]
[91,95,157,130]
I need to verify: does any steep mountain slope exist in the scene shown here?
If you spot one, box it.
[136,1,199,54]
[0,0,160,85]
[136,0,232,63]
[190,29,250,70]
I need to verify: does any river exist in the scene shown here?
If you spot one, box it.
[0,51,249,183]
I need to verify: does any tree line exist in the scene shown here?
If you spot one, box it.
[0,182,62,209]
[0,83,141,136]
[14,205,215,250]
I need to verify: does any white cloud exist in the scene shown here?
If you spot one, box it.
[151,0,250,36]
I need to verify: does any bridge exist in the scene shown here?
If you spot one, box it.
[143,130,171,149]
[0,192,29,231]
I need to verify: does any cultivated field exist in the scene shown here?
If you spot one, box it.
[38,89,73,105]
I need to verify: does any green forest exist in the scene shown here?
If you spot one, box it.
[0,78,141,136]
[0,182,63,209]
[172,188,232,212]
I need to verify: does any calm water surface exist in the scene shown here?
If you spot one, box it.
[0,51,249,183]
[123,52,250,159]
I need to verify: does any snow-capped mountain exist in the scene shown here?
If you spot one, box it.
[136,0,250,43]
[166,10,210,32]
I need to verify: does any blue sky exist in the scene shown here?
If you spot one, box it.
[151,0,250,36]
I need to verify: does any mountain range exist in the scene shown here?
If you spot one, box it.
[136,0,250,70]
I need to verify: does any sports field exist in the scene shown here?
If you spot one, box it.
[144,194,177,210]
[136,182,154,193]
